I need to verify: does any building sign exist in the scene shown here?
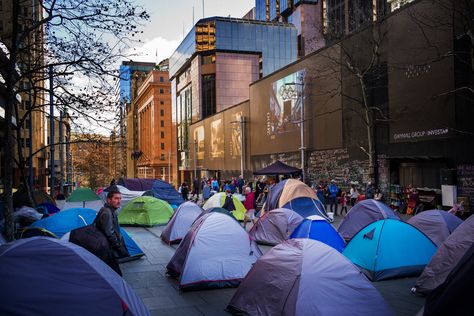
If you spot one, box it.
[392,128,449,141]
[267,70,305,136]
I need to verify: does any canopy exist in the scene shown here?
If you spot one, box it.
[0,237,149,316]
[253,160,301,175]
[413,214,474,296]
[118,196,173,226]
[67,187,101,203]
[343,219,437,281]
[167,212,262,291]
[227,239,392,316]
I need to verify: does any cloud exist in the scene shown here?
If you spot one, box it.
[124,36,180,64]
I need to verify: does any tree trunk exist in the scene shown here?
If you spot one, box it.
[359,77,375,184]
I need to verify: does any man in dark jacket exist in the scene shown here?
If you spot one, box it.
[96,189,129,276]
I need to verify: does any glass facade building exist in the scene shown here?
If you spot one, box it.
[119,62,156,105]
[169,17,297,79]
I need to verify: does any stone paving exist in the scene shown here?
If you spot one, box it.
[121,212,425,316]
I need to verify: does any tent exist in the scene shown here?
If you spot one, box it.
[290,215,346,252]
[13,189,55,208]
[343,219,437,281]
[282,197,329,220]
[17,227,57,239]
[117,178,184,206]
[0,237,149,316]
[161,201,204,244]
[99,185,146,208]
[407,209,462,246]
[166,212,262,291]
[422,242,474,316]
[29,208,144,259]
[264,179,316,212]
[253,160,301,175]
[36,202,60,214]
[118,196,173,226]
[337,199,400,241]
[64,187,102,210]
[249,208,303,245]
[227,239,393,316]
[412,214,474,296]
[202,192,246,220]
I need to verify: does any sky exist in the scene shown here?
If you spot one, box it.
[125,0,254,63]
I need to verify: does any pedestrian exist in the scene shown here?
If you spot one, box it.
[340,191,349,215]
[95,189,129,276]
[211,178,219,192]
[237,175,245,194]
[243,187,256,229]
[374,188,383,201]
[222,189,236,213]
[202,181,211,202]
[328,180,339,215]
[366,181,374,199]
[350,185,359,207]
[316,185,326,209]
[181,182,189,201]
[192,177,200,200]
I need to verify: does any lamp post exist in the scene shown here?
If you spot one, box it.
[279,70,306,183]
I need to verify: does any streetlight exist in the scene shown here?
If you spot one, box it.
[279,70,306,183]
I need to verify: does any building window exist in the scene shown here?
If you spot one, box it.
[349,0,373,32]
[160,76,164,82]
[160,109,164,116]
[160,120,164,127]
[160,154,165,161]
[159,88,164,94]
[161,143,165,150]
[326,0,346,38]
[161,131,165,138]
[160,101,164,105]
[201,74,216,119]
[202,54,216,65]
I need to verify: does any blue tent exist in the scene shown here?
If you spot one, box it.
[36,202,60,214]
[290,215,345,252]
[282,197,330,220]
[343,219,437,281]
[151,180,184,206]
[0,237,149,316]
[29,208,144,259]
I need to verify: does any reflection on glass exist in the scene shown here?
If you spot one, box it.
[210,119,224,158]
[195,126,205,160]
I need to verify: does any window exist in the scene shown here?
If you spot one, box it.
[161,143,165,150]
[160,101,164,105]
[161,131,165,138]
[160,154,165,161]
[160,120,164,127]
[159,88,164,94]
[202,55,216,65]
[201,74,216,119]
[160,76,164,82]
[160,109,164,116]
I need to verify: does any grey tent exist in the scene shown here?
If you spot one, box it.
[166,212,262,291]
[248,208,303,245]
[337,199,400,241]
[160,201,204,244]
[412,214,474,296]
[0,237,149,316]
[227,239,393,316]
[407,209,462,246]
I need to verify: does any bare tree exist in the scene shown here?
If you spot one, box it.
[1,0,149,240]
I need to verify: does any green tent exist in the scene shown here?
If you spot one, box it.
[66,188,100,207]
[118,196,173,226]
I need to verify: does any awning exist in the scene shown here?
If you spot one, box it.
[253,160,301,175]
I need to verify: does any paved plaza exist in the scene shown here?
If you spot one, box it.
[121,214,424,316]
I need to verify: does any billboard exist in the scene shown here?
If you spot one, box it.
[229,112,242,158]
[210,118,224,159]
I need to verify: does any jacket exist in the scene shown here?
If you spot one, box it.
[96,204,128,258]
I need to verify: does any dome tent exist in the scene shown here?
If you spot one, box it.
[290,215,346,252]
[282,197,329,220]
[118,196,173,226]
[413,214,474,296]
[227,239,392,316]
[407,209,462,246]
[160,201,204,244]
[249,208,303,245]
[0,237,149,316]
[343,219,437,281]
[166,212,262,291]
[337,199,400,241]
[202,192,246,220]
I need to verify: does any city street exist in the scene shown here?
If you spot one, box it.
[122,214,425,316]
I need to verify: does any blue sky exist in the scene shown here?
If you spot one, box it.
[127,0,254,63]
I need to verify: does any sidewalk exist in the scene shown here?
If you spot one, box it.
[121,215,424,315]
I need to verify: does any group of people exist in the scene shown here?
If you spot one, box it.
[314,180,383,216]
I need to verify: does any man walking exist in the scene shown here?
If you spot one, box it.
[95,188,129,276]
[328,180,339,216]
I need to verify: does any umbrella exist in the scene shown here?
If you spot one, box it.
[66,188,101,208]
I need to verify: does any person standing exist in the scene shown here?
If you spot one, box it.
[95,189,129,276]
[222,189,236,213]
[374,188,383,201]
[328,180,339,215]
[237,175,245,194]
[192,177,200,200]
[243,187,256,229]
[211,178,219,192]
[340,191,349,215]
[350,185,359,207]
[366,182,374,199]
[202,181,211,202]
[181,182,189,201]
